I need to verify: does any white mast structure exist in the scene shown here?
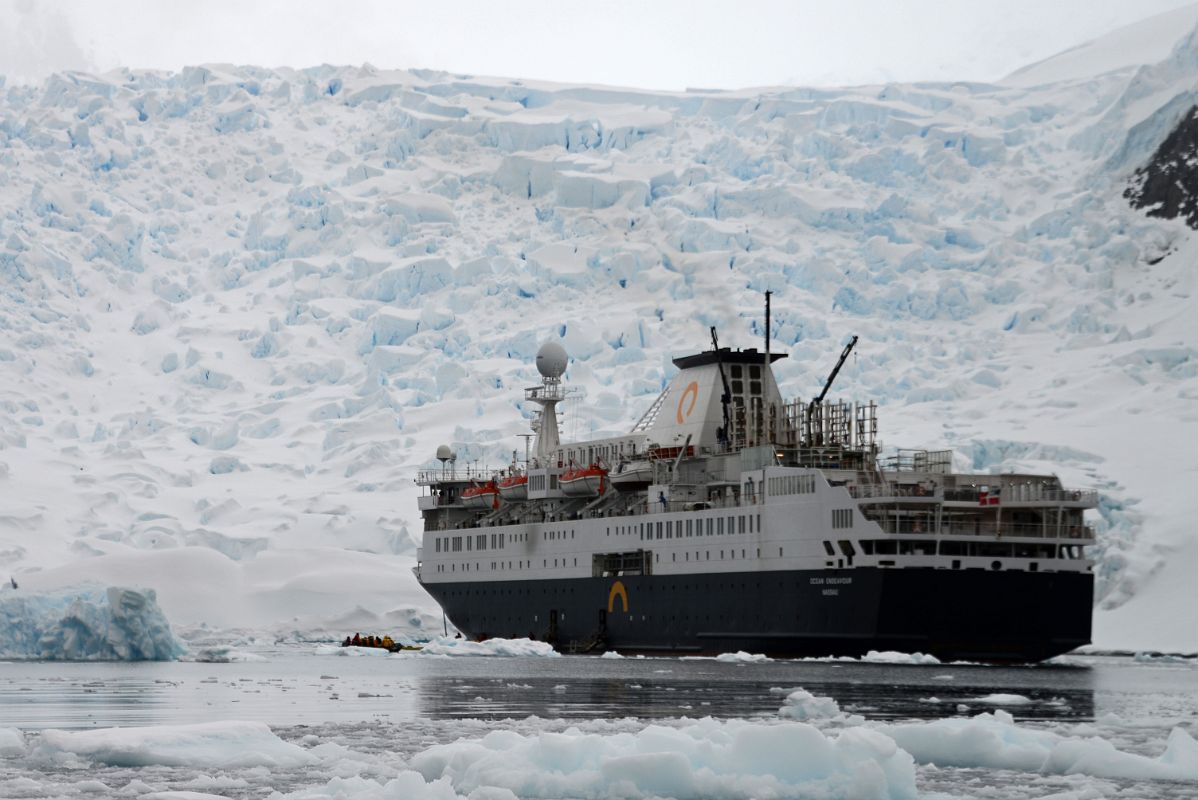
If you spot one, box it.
[526,342,568,463]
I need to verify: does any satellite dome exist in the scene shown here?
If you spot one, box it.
[536,341,568,379]
[435,444,453,461]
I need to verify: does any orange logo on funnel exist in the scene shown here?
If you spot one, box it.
[676,381,699,424]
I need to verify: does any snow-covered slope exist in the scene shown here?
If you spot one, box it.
[1003,2,1198,87]
[1,18,1196,650]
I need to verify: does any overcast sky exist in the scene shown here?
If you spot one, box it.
[1,0,1194,89]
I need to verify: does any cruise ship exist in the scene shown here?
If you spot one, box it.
[414,317,1096,662]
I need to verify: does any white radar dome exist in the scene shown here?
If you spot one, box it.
[435,444,453,461]
[536,341,568,379]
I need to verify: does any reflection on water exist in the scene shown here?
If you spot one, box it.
[1,649,1176,731]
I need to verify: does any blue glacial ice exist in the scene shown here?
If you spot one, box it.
[0,586,185,661]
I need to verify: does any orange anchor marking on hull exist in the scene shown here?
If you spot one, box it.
[608,580,629,614]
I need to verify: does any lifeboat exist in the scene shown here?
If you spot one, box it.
[497,473,528,501]
[560,464,607,497]
[610,459,653,491]
[461,481,500,510]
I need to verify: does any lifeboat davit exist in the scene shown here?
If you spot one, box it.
[497,474,528,501]
[461,481,500,510]
[560,465,607,497]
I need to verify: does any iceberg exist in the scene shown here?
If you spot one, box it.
[0,587,185,661]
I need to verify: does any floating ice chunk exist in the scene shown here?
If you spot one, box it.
[778,689,842,722]
[410,717,917,800]
[191,646,267,663]
[970,693,1033,705]
[860,650,941,665]
[881,710,1198,781]
[697,650,771,663]
[0,727,25,757]
[0,587,184,661]
[416,636,560,657]
[35,721,315,768]
[313,644,392,657]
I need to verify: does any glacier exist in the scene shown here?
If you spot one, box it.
[0,12,1196,652]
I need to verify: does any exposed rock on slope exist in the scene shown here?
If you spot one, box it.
[1125,105,1198,229]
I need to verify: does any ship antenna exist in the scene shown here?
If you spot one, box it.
[710,326,732,449]
[764,290,771,364]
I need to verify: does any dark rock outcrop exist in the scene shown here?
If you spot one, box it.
[1125,105,1198,229]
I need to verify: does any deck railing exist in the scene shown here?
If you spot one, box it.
[942,487,1098,505]
[848,484,938,500]
[873,518,1095,540]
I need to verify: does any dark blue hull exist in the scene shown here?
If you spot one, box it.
[421,567,1093,663]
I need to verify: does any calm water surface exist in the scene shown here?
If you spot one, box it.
[1,647,1194,730]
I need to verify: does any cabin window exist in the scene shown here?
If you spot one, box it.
[667,521,673,538]
[656,522,663,539]
[686,520,692,537]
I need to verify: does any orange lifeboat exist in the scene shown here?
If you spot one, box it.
[461,481,500,510]
[497,474,528,501]
[560,464,607,497]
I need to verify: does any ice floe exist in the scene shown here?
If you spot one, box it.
[414,637,561,658]
[879,709,1198,781]
[34,721,316,768]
